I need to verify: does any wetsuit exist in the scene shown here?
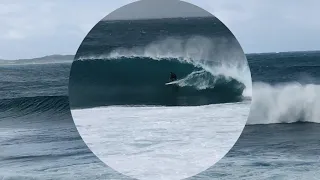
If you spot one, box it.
[170,72,177,81]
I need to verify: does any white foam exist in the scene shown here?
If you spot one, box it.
[71,102,250,180]
[247,82,320,124]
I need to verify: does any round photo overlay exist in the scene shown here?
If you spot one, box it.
[69,0,252,180]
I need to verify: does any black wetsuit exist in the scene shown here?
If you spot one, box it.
[170,72,177,81]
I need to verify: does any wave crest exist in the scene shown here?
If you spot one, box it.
[248,82,320,124]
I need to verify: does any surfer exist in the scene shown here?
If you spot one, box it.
[167,72,179,92]
[169,72,177,82]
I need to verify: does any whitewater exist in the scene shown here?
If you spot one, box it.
[71,102,250,180]
[248,82,320,124]
[71,45,252,180]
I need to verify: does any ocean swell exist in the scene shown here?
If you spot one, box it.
[0,96,69,118]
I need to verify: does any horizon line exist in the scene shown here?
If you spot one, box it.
[1,50,320,61]
[103,16,215,22]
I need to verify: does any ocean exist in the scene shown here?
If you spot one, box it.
[68,17,251,180]
[1,18,320,180]
[1,52,320,180]
[70,17,250,108]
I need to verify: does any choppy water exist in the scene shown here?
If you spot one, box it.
[1,50,320,179]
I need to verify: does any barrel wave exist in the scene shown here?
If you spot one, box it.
[69,54,248,109]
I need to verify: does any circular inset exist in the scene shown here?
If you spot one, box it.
[69,0,252,180]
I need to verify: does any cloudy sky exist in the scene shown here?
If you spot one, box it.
[1,0,320,59]
[104,0,212,20]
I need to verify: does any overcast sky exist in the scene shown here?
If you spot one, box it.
[1,0,320,59]
[104,0,211,20]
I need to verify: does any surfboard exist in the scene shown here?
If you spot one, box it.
[165,81,177,85]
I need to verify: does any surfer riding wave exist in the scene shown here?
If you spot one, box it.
[169,72,177,82]
[71,53,250,108]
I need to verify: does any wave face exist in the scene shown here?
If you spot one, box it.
[70,35,251,108]
[69,17,251,109]
[70,56,248,108]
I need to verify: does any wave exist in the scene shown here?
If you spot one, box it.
[69,59,250,108]
[77,36,251,94]
[247,82,320,125]
[70,36,251,108]
[0,96,69,118]
[1,81,319,125]
[70,58,247,108]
